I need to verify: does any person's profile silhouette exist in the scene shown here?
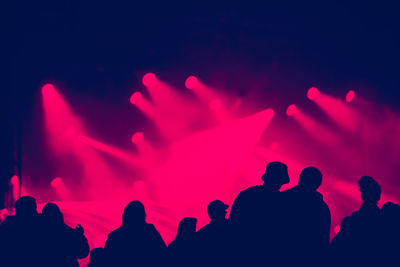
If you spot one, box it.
[331,176,383,266]
[280,167,331,266]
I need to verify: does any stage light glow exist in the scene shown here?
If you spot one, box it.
[346,90,355,103]
[51,177,63,188]
[307,87,320,100]
[185,76,199,89]
[142,73,157,87]
[10,175,19,185]
[286,104,297,116]
[209,98,223,111]
[131,132,145,145]
[41,83,55,95]
[130,92,142,104]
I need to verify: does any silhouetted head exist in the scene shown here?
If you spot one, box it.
[122,200,146,227]
[359,176,381,205]
[42,203,64,225]
[207,200,229,221]
[88,248,105,267]
[261,162,290,190]
[298,167,323,191]
[14,196,37,218]
[175,217,197,240]
[382,201,400,219]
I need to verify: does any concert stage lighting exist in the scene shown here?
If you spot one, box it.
[130,92,142,104]
[10,175,19,185]
[142,73,157,87]
[307,87,320,100]
[41,83,55,95]
[209,98,222,111]
[286,104,297,116]
[50,177,63,188]
[131,132,145,145]
[185,76,199,89]
[346,90,355,103]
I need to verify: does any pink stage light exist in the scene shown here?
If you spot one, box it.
[209,98,223,111]
[131,132,145,145]
[51,177,63,188]
[307,87,320,100]
[10,175,19,185]
[142,73,157,87]
[130,92,142,105]
[346,90,355,103]
[41,83,55,95]
[286,104,297,116]
[185,76,199,89]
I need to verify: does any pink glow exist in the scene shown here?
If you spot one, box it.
[209,98,223,111]
[142,73,157,87]
[78,135,143,167]
[307,87,320,100]
[130,92,142,104]
[41,83,55,95]
[185,76,199,89]
[10,175,19,185]
[286,104,297,116]
[50,177,63,188]
[292,108,339,145]
[313,93,359,132]
[131,132,145,145]
[346,90,355,103]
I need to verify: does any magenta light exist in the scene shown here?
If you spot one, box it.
[286,104,297,116]
[130,92,142,104]
[307,87,320,100]
[346,90,355,103]
[185,76,199,89]
[131,132,145,145]
[142,73,157,87]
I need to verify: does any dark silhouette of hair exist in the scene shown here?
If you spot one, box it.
[168,217,197,266]
[280,166,330,266]
[207,200,228,221]
[104,200,166,266]
[298,166,322,191]
[14,196,37,217]
[88,247,105,267]
[122,200,146,227]
[42,202,64,225]
[174,217,197,241]
[359,176,381,204]
[331,176,383,266]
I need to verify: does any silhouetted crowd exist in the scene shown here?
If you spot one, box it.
[1,162,400,267]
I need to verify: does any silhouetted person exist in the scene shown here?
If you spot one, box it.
[197,200,232,266]
[104,200,167,267]
[41,203,90,267]
[281,167,331,266]
[168,217,197,267]
[331,176,383,266]
[0,196,46,267]
[229,161,290,265]
[381,201,400,265]
[88,248,106,267]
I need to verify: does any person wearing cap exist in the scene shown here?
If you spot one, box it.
[229,161,290,265]
[331,176,384,266]
[197,200,232,267]
[280,167,331,267]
